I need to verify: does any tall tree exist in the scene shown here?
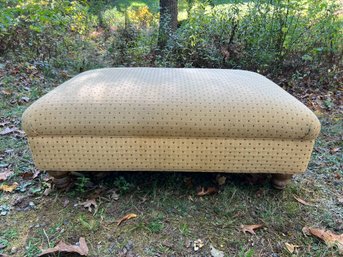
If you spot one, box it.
[158,0,178,49]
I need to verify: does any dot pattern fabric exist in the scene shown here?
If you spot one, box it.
[28,136,315,173]
[22,68,321,174]
[22,68,321,140]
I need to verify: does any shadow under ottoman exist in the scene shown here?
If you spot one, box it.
[22,68,321,189]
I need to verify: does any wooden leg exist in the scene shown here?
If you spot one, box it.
[48,171,71,189]
[271,174,293,190]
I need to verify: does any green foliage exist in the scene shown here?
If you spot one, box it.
[74,176,91,193]
[164,0,342,73]
[147,213,164,233]
[25,238,41,257]
[102,7,125,29]
[0,0,341,89]
[179,223,190,236]
[239,248,255,257]
[0,0,97,62]
[112,176,134,193]
[78,215,99,231]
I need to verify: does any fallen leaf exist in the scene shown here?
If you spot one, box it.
[20,96,30,103]
[193,239,204,251]
[80,199,97,213]
[197,187,218,196]
[185,239,191,248]
[43,183,52,196]
[210,244,224,257]
[20,170,40,180]
[330,147,341,154]
[0,121,10,127]
[303,227,343,253]
[0,127,18,136]
[0,169,13,182]
[108,189,119,200]
[21,172,34,180]
[63,199,70,207]
[216,175,227,186]
[32,169,41,179]
[1,90,11,96]
[240,224,264,235]
[117,213,137,226]
[0,182,18,192]
[294,196,314,206]
[38,237,89,256]
[285,243,299,253]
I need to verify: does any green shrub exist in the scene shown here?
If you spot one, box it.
[0,0,341,89]
[102,7,125,30]
[164,0,342,71]
[0,0,97,62]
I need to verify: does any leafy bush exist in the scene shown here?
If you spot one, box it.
[102,6,124,30]
[106,6,159,67]
[163,0,342,71]
[0,0,97,62]
[127,6,155,28]
[0,0,341,89]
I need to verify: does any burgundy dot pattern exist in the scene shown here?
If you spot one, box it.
[22,68,320,173]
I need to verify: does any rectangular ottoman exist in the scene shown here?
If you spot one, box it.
[22,68,321,189]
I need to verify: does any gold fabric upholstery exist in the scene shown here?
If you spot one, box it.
[22,68,320,174]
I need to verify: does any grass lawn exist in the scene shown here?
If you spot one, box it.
[0,63,342,256]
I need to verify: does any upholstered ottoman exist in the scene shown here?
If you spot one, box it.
[22,68,320,189]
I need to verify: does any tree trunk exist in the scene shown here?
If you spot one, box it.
[158,0,178,49]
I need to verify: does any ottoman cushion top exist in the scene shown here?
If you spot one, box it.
[22,68,320,140]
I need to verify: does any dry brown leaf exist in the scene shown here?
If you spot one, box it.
[1,90,11,96]
[0,127,19,136]
[37,237,89,256]
[303,227,343,253]
[285,243,299,253]
[197,187,218,196]
[294,196,314,206]
[80,199,97,213]
[330,147,341,154]
[216,175,227,186]
[240,224,264,235]
[193,239,204,251]
[32,169,41,179]
[0,169,13,182]
[43,183,52,196]
[0,182,18,192]
[117,213,137,226]
[210,244,224,257]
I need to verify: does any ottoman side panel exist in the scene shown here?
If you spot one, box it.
[27,136,315,174]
